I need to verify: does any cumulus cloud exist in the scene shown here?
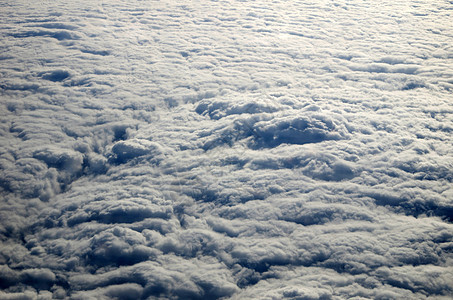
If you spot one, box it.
[1,0,452,299]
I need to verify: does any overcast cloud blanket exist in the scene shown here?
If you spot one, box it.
[1,0,452,299]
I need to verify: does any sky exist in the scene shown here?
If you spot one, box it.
[0,0,452,299]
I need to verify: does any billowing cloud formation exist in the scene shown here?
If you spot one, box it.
[1,0,452,299]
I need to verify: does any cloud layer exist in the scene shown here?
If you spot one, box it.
[1,0,452,299]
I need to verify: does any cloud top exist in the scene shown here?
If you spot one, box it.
[1,0,452,299]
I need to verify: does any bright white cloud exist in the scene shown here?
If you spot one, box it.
[1,0,452,298]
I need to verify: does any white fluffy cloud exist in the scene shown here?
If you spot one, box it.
[1,0,452,298]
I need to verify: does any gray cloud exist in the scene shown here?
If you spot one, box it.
[1,0,452,299]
